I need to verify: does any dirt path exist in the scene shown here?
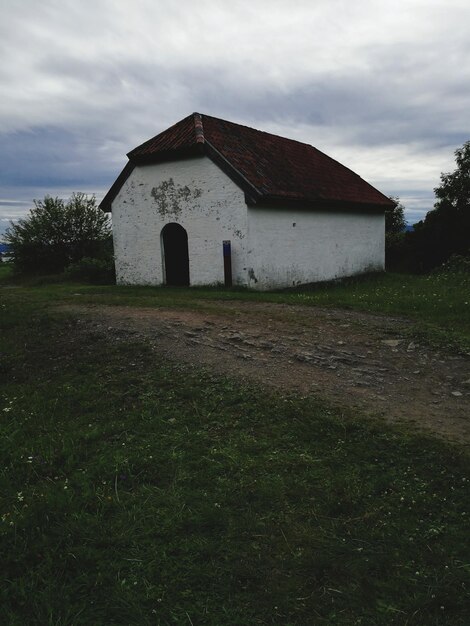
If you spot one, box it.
[66,301,470,444]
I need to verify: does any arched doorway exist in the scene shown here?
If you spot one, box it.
[161,223,190,286]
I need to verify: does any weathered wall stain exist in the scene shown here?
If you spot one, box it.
[248,268,258,283]
[112,158,249,286]
[151,178,202,218]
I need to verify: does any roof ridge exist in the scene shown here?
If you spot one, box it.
[193,112,205,144]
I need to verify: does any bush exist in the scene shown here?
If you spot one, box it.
[5,193,112,274]
[385,232,417,272]
[65,257,116,284]
[433,253,470,275]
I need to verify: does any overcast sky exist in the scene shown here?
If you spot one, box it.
[1,0,469,236]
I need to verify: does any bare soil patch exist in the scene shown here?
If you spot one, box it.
[66,301,469,444]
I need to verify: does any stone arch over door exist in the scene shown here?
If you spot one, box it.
[161,223,190,286]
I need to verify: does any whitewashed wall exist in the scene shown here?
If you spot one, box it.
[112,156,248,285]
[245,206,385,290]
[112,156,385,289]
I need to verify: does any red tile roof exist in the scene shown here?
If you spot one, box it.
[101,113,394,211]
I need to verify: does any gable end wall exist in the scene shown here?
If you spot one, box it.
[111,156,248,286]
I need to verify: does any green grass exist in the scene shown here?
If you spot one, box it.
[1,277,469,624]
[0,263,12,281]
[1,263,469,351]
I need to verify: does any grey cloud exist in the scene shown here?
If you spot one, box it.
[1,0,469,228]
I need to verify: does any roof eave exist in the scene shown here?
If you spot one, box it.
[253,194,393,213]
[203,140,263,203]
[99,144,207,212]
[99,161,135,213]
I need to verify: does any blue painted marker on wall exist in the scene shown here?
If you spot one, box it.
[223,240,232,287]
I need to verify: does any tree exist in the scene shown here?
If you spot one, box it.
[384,197,409,271]
[435,140,470,214]
[5,193,112,274]
[385,196,406,235]
[410,141,470,270]
[431,140,470,256]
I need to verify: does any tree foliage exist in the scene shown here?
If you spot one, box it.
[387,141,470,273]
[411,141,470,270]
[384,197,408,271]
[385,196,406,235]
[5,193,112,274]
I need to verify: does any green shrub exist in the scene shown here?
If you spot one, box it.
[433,253,470,275]
[5,193,112,274]
[385,232,415,272]
[65,257,116,284]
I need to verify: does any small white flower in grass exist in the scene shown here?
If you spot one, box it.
[17,492,24,502]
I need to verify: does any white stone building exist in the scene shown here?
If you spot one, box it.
[100,113,394,290]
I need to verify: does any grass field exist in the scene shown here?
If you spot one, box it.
[1,266,469,624]
[1,263,469,350]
